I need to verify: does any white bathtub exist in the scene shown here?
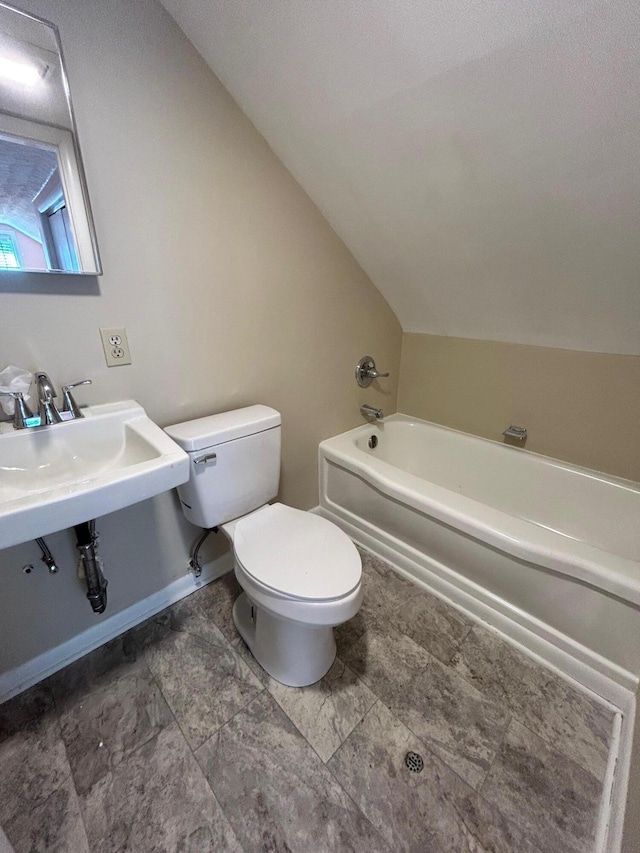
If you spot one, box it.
[319,414,640,691]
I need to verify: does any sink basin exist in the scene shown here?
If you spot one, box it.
[0,400,189,549]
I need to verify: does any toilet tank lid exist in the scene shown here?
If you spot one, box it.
[165,405,280,451]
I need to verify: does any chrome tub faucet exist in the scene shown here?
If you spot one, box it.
[360,404,383,421]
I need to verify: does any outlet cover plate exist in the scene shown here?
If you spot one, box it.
[100,327,132,367]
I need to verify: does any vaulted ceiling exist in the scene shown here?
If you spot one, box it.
[160,0,640,354]
[0,138,56,238]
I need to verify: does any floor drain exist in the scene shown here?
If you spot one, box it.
[405,751,424,773]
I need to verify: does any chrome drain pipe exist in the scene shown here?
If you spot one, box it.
[74,521,108,613]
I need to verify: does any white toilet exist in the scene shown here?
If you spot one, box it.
[165,406,362,686]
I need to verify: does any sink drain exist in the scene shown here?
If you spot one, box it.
[405,751,424,773]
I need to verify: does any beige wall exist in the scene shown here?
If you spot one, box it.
[0,0,401,675]
[398,333,640,482]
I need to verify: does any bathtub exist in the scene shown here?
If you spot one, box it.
[319,414,640,691]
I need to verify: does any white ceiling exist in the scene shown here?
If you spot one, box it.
[160,0,640,354]
[0,137,57,238]
[0,8,72,129]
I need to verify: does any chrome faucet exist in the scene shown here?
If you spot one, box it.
[35,372,92,424]
[35,372,63,425]
[360,404,383,421]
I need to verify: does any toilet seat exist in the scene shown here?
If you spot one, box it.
[232,503,361,601]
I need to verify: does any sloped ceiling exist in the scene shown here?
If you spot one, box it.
[160,0,640,354]
[0,137,57,238]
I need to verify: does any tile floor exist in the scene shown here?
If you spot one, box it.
[0,548,617,852]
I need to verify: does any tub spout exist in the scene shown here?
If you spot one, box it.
[360,404,383,421]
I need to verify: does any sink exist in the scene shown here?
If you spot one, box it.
[0,400,189,549]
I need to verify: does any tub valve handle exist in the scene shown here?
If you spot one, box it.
[356,356,390,388]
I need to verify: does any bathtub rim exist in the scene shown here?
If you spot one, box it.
[319,414,640,607]
[346,412,640,491]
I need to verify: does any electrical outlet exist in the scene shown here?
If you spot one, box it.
[100,327,132,367]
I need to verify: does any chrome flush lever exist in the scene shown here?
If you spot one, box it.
[194,453,217,466]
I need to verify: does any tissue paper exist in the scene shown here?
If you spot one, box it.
[0,365,32,415]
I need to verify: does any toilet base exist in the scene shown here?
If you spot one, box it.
[232,592,337,687]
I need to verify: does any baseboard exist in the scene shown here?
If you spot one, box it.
[0,552,233,703]
[604,697,636,853]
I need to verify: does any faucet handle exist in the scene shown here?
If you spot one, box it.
[356,356,390,388]
[0,391,34,429]
[61,379,92,419]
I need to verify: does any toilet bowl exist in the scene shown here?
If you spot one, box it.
[164,406,362,686]
[225,504,362,685]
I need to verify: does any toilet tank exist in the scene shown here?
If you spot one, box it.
[165,406,281,529]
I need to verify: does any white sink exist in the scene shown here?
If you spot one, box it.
[0,400,189,549]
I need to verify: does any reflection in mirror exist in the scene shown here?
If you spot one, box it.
[0,2,101,274]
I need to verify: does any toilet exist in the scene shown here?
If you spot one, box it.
[165,406,362,686]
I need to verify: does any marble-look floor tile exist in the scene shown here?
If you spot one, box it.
[0,687,72,843]
[197,570,242,642]
[46,635,142,715]
[482,719,601,853]
[451,625,614,780]
[0,683,55,743]
[1,548,614,853]
[155,589,234,648]
[81,721,242,853]
[391,590,473,664]
[267,656,377,762]
[0,826,13,853]
[173,577,270,684]
[230,634,270,685]
[356,549,416,629]
[340,621,431,690]
[342,624,510,789]
[140,623,263,749]
[328,701,542,853]
[196,691,391,852]
[59,666,174,794]
[12,776,89,853]
[335,608,368,656]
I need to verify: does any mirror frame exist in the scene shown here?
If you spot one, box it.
[0,1,102,275]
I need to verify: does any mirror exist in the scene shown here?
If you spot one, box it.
[0,2,101,274]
